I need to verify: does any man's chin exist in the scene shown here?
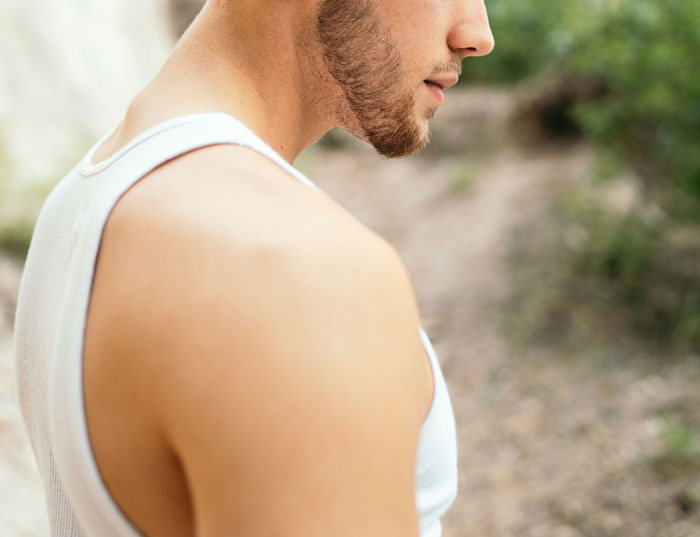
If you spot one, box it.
[373,122,432,158]
[339,121,430,158]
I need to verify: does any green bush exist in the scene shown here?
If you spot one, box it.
[570,0,700,211]
[463,0,580,83]
[477,0,700,356]
[469,0,700,207]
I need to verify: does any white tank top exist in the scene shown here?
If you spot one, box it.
[13,113,458,537]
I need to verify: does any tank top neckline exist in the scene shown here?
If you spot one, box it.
[79,112,319,190]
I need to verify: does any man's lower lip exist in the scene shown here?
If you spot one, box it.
[425,81,444,106]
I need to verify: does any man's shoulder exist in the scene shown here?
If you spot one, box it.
[115,142,368,255]
[97,139,431,428]
[100,141,416,348]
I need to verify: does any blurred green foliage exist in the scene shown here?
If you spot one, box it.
[0,130,53,260]
[478,0,700,356]
[468,0,700,208]
[449,160,475,192]
[650,409,700,479]
[505,174,700,356]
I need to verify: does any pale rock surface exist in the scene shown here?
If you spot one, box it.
[0,0,173,190]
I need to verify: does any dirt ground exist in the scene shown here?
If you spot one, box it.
[1,88,699,536]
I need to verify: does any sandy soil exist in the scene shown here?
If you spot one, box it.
[1,88,698,536]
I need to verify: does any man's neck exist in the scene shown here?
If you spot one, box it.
[125,1,341,163]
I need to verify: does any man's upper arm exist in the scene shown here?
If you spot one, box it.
[127,215,431,537]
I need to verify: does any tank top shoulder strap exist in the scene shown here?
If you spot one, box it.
[78,112,319,190]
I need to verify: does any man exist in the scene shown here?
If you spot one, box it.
[14,1,493,536]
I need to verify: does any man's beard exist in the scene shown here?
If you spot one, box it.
[316,0,432,158]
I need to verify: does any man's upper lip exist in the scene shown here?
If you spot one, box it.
[426,75,459,90]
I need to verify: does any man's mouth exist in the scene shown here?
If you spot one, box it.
[424,80,446,106]
[424,75,459,107]
[425,75,459,91]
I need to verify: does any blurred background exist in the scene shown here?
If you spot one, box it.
[1,0,698,536]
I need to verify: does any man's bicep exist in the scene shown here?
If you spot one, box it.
[154,240,428,537]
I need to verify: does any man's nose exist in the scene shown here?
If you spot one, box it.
[447,0,495,59]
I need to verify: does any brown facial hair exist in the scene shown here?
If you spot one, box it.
[316,0,432,158]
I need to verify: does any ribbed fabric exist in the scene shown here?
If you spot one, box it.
[13,113,458,537]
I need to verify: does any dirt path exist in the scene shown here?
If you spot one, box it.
[1,88,698,536]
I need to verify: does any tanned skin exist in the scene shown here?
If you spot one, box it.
[82,1,493,536]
